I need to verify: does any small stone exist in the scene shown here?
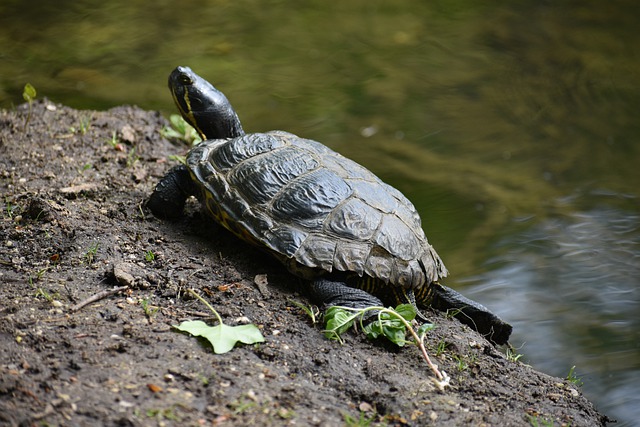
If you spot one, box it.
[254,274,271,297]
[359,401,373,412]
[120,125,137,143]
[132,167,147,183]
[113,263,136,287]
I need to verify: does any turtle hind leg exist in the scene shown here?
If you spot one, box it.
[310,278,383,318]
[147,165,196,219]
[427,283,513,345]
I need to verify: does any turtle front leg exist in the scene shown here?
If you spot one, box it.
[310,278,384,313]
[147,164,197,219]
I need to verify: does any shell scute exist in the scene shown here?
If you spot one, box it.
[363,247,395,284]
[374,215,421,261]
[350,180,399,214]
[212,133,285,171]
[265,225,307,257]
[271,168,352,225]
[325,197,382,241]
[228,146,320,205]
[332,241,370,276]
[294,234,337,272]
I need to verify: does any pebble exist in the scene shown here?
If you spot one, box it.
[113,263,136,287]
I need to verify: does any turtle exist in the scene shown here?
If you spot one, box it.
[147,66,512,345]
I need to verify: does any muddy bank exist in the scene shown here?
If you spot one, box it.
[0,100,608,426]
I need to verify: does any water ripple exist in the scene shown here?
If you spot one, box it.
[460,202,639,425]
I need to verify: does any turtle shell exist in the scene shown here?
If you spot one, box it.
[187,130,448,290]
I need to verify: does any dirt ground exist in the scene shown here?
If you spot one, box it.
[0,100,609,426]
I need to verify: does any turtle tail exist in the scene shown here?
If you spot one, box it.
[417,282,513,345]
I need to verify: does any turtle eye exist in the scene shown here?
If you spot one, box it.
[180,74,193,85]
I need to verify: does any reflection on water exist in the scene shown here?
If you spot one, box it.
[463,194,639,425]
[1,0,639,424]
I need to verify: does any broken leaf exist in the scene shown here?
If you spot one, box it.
[174,320,265,354]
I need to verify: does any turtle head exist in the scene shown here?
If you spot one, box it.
[168,66,245,139]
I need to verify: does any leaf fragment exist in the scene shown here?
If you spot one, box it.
[174,320,265,354]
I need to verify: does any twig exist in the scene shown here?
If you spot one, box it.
[70,286,129,312]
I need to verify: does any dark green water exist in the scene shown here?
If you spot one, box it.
[2,1,639,424]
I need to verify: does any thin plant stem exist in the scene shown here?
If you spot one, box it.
[188,288,223,325]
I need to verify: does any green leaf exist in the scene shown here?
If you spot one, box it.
[363,312,408,346]
[23,83,36,102]
[416,322,435,338]
[323,306,359,340]
[174,320,265,354]
[167,154,186,165]
[384,324,407,345]
[394,303,417,321]
[169,114,187,129]
[161,114,202,145]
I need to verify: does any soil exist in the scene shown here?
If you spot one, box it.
[0,100,610,427]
